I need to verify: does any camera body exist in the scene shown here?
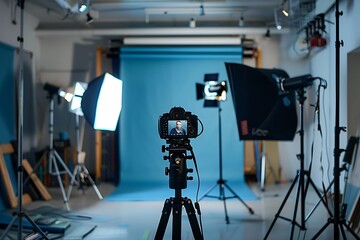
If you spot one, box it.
[158,107,198,140]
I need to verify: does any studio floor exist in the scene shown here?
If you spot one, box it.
[1,181,358,239]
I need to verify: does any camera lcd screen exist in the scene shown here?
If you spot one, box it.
[168,120,187,137]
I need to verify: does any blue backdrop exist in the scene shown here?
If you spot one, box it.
[108,46,256,200]
[0,42,15,210]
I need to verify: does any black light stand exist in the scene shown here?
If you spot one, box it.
[264,88,332,240]
[199,105,254,224]
[311,1,360,239]
[155,141,203,240]
[0,1,48,239]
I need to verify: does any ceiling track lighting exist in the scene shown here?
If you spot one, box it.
[189,18,196,28]
[78,0,90,13]
[281,0,289,17]
[199,0,205,16]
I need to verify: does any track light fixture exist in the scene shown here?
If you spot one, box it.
[78,0,90,13]
[281,0,289,17]
[189,18,196,28]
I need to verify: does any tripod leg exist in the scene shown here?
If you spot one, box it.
[199,182,218,201]
[223,182,254,214]
[184,198,203,240]
[339,224,347,240]
[311,220,331,240]
[342,221,360,240]
[220,183,230,224]
[264,174,299,240]
[24,213,49,239]
[67,165,80,199]
[53,150,74,178]
[290,174,303,240]
[52,157,70,211]
[155,199,172,240]
[306,179,334,221]
[0,215,18,239]
[308,178,334,217]
[81,164,103,199]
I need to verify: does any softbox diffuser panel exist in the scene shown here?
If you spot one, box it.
[81,73,123,131]
[225,63,297,140]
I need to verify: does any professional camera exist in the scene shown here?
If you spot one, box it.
[158,107,198,140]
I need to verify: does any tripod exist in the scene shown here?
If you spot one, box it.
[264,88,333,239]
[0,1,48,239]
[199,106,254,224]
[311,1,360,239]
[155,140,203,240]
[67,114,103,200]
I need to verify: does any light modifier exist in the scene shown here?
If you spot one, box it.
[81,73,123,131]
[196,73,227,107]
[68,82,87,116]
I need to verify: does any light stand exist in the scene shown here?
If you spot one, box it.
[311,1,360,239]
[264,88,332,239]
[45,94,75,211]
[67,114,103,200]
[199,105,254,224]
[0,1,48,239]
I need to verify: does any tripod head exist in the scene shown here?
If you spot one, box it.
[162,139,194,190]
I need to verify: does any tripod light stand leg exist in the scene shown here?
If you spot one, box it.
[306,179,334,221]
[155,199,172,240]
[223,182,254,214]
[220,184,230,224]
[67,164,80,199]
[343,220,360,240]
[0,215,18,239]
[81,164,103,199]
[52,157,70,211]
[54,150,74,178]
[311,220,330,240]
[339,224,347,239]
[308,178,333,217]
[24,213,49,239]
[290,177,302,240]
[199,182,218,201]
[264,174,299,240]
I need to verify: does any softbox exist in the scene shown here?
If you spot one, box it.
[225,63,297,140]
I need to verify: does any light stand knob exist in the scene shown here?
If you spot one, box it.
[163,156,169,160]
[187,176,193,181]
[187,168,193,173]
[165,167,170,175]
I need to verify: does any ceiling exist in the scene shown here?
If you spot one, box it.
[25,0,287,29]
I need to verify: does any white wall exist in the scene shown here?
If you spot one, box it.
[306,0,360,187]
